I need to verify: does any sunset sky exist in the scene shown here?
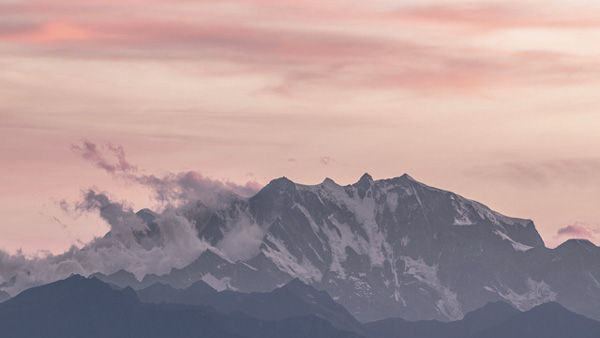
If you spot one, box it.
[2,0,600,254]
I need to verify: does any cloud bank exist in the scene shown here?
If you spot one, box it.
[0,141,262,296]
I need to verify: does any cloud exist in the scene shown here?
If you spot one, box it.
[389,3,600,31]
[4,1,600,95]
[74,190,147,235]
[135,171,261,208]
[72,140,136,175]
[50,217,67,229]
[555,222,600,242]
[320,156,336,165]
[467,158,600,188]
[0,141,264,296]
[0,190,212,296]
[72,140,261,208]
[216,215,266,262]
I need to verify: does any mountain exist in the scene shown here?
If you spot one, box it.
[521,238,600,322]
[472,302,600,338]
[136,279,217,304]
[137,278,364,333]
[365,301,520,338]
[0,290,9,303]
[93,173,600,322]
[366,301,600,338]
[0,275,363,338]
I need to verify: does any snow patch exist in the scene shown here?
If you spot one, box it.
[400,236,409,247]
[460,196,530,227]
[261,233,323,283]
[241,262,258,271]
[402,256,463,320]
[452,198,475,226]
[386,192,399,212]
[493,279,557,311]
[201,273,235,292]
[321,185,390,268]
[308,243,324,262]
[589,273,600,288]
[493,230,533,252]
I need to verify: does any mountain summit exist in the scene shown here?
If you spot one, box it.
[93,174,600,322]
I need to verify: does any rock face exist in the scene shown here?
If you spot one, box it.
[95,174,600,322]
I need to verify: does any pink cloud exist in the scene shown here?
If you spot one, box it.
[3,0,600,96]
[556,223,598,241]
[389,3,600,30]
[1,21,91,43]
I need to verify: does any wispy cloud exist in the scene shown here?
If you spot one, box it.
[467,158,600,188]
[389,3,600,30]
[72,140,261,207]
[3,1,600,95]
[72,140,136,175]
[320,156,336,165]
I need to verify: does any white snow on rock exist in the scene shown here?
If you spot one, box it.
[402,256,463,320]
[492,278,557,311]
[460,196,530,228]
[316,183,391,268]
[400,236,409,247]
[261,233,323,284]
[201,273,235,292]
[493,230,533,252]
[589,272,600,289]
[451,196,475,226]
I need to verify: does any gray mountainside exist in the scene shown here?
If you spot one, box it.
[95,174,600,322]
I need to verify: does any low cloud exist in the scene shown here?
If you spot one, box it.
[216,215,266,262]
[0,141,264,296]
[0,191,212,296]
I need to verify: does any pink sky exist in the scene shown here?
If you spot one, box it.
[2,0,600,254]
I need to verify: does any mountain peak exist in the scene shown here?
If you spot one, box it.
[557,238,598,251]
[400,173,415,181]
[463,301,519,322]
[357,173,373,183]
[321,177,337,186]
[267,176,296,188]
[254,176,297,198]
[353,173,373,198]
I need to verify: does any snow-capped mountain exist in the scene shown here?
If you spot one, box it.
[95,174,600,322]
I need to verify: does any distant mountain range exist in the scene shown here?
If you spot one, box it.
[1,275,599,338]
[89,174,600,322]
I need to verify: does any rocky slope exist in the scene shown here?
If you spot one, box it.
[95,174,600,322]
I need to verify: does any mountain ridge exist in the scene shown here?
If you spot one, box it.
[13,173,600,322]
[3,275,599,338]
